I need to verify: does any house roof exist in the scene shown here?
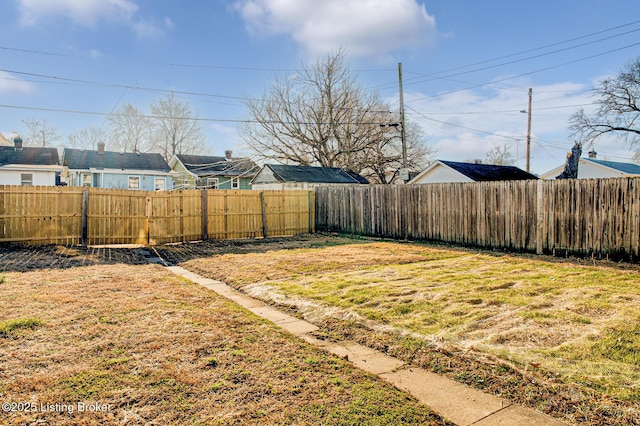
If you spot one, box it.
[439,160,538,181]
[264,164,367,184]
[174,154,259,177]
[63,148,170,172]
[584,158,640,175]
[0,146,60,166]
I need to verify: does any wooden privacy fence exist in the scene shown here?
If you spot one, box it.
[316,177,640,261]
[0,186,314,246]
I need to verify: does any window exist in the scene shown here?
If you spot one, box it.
[21,173,33,186]
[207,178,219,189]
[82,173,91,187]
[231,177,240,189]
[128,176,140,189]
[154,178,166,191]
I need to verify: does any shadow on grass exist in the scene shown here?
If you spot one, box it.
[0,234,359,273]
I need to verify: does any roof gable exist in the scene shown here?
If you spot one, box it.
[63,149,170,172]
[440,160,538,181]
[266,164,364,184]
[0,146,59,166]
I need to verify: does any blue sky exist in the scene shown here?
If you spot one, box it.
[1,0,640,175]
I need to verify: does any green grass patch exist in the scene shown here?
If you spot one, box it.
[0,317,42,337]
[194,240,640,404]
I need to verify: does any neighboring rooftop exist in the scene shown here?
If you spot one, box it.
[175,154,259,177]
[441,160,538,181]
[584,158,640,175]
[0,146,59,166]
[264,164,368,184]
[63,148,170,172]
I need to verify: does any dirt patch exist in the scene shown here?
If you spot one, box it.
[0,244,149,272]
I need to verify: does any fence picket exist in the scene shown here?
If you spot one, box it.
[0,187,313,245]
[315,178,640,262]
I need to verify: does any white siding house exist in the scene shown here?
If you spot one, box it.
[0,139,62,186]
[409,160,538,184]
[540,158,640,180]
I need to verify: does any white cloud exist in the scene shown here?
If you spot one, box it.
[19,0,137,26]
[401,79,616,174]
[234,0,438,57]
[0,71,37,94]
[18,0,167,38]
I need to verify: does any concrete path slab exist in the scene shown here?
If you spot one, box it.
[161,260,567,426]
[473,404,566,426]
[316,340,403,374]
[380,368,509,426]
[277,319,320,335]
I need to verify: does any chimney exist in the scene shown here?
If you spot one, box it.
[588,150,597,159]
[97,141,105,154]
[13,136,23,151]
[225,150,233,159]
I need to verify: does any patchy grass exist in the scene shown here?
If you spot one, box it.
[0,317,42,337]
[0,264,446,425]
[180,236,640,425]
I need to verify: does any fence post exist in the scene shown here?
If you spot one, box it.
[260,191,268,238]
[145,195,152,245]
[81,188,89,246]
[536,179,544,255]
[201,189,208,241]
[308,190,313,234]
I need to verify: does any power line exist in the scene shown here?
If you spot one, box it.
[406,41,640,104]
[374,19,640,92]
[0,45,76,57]
[405,105,523,141]
[0,103,398,127]
[0,67,252,101]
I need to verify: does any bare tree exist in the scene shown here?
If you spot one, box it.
[360,121,433,184]
[570,57,640,156]
[108,103,154,153]
[240,50,432,183]
[67,126,108,149]
[151,92,205,161]
[484,143,515,165]
[21,117,62,147]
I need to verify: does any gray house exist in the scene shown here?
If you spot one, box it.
[251,164,368,190]
[63,143,173,190]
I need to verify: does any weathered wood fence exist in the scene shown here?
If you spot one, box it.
[316,178,640,261]
[0,186,314,246]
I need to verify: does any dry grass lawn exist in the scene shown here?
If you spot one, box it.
[0,263,446,425]
[179,236,640,425]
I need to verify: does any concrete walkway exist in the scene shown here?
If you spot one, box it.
[164,264,566,426]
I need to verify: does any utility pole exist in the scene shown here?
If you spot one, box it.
[398,62,407,177]
[526,88,532,173]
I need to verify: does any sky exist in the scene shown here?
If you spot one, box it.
[1,0,640,175]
